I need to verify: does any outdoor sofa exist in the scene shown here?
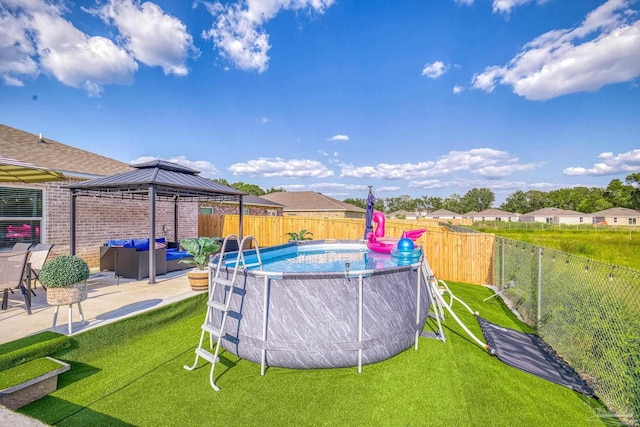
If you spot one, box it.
[99,238,194,280]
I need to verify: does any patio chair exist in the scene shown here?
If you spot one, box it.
[27,243,54,292]
[12,242,32,252]
[0,250,32,314]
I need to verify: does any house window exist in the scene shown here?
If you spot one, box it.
[614,217,618,223]
[266,210,278,216]
[579,217,583,223]
[629,218,637,225]
[243,208,250,215]
[0,186,43,250]
[546,217,553,224]
[199,207,213,215]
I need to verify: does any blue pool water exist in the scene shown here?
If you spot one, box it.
[227,242,421,273]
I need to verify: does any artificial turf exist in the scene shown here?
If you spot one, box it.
[17,282,613,426]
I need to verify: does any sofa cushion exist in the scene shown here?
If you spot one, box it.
[132,238,149,251]
[107,239,133,248]
[166,250,190,261]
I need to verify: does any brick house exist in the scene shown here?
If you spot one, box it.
[591,207,640,226]
[0,123,199,268]
[421,209,463,220]
[519,207,593,225]
[466,208,520,222]
[259,191,365,218]
[200,194,284,216]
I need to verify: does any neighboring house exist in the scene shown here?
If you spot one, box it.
[591,207,640,226]
[519,207,593,225]
[0,123,199,267]
[200,194,284,216]
[421,209,463,220]
[260,191,366,218]
[467,209,520,222]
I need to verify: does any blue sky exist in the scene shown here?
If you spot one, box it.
[1,0,639,204]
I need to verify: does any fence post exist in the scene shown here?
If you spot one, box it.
[501,238,505,288]
[537,247,542,330]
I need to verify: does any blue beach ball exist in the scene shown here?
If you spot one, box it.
[397,237,414,252]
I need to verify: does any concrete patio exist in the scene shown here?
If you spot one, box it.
[1,270,201,345]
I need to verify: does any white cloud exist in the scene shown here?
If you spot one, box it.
[408,180,449,190]
[475,162,541,178]
[308,183,368,191]
[130,155,220,177]
[276,184,306,191]
[340,148,540,180]
[0,0,197,93]
[376,186,402,192]
[259,116,271,124]
[202,0,336,73]
[0,6,40,85]
[492,0,534,14]
[563,149,640,176]
[34,11,137,96]
[454,0,475,6]
[92,0,199,76]
[453,85,464,94]
[0,0,138,96]
[409,177,544,193]
[422,61,449,79]
[473,0,640,100]
[229,157,334,178]
[328,134,349,141]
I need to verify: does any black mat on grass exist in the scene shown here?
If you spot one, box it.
[478,317,594,396]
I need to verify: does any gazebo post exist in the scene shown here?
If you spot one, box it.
[239,196,244,239]
[149,185,157,284]
[70,191,77,255]
[174,196,179,244]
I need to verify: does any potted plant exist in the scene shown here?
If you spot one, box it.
[179,237,221,291]
[286,229,313,241]
[39,255,90,307]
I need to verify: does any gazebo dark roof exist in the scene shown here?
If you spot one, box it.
[65,160,245,201]
[65,160,246,283]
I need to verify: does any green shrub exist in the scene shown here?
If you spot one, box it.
[286,229,313,241]
[39,255,90,288]
[179,237,220,270]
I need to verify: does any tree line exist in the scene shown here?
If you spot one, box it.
[214,173,640,214]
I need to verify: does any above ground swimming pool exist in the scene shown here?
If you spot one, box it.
[208,240,429,371]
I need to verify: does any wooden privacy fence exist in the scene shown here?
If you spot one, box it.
[199,214,495,286]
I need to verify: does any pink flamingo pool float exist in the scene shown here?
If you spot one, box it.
[366,211,426,254]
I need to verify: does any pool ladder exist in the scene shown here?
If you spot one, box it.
[183,234,263,391]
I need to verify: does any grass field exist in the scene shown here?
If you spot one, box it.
[471,224,640,271]
[16,283,615,427]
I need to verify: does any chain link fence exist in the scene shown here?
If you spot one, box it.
[494,237,640,426]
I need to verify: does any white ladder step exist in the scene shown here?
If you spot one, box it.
[207,300,227,311]
[195,348,219,364]
[202,323,222,337]
[211,278,232,287]
[240,262,261,269]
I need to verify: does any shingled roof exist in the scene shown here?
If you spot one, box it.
[0,123,132,178]
[260,191,365,213]
[591,207,640,217]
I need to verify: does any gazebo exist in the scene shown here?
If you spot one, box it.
[65,160,246,283]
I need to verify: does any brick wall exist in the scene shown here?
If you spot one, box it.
[45,180,198,268]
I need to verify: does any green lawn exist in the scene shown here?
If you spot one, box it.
[18,283,614,426]
[472,226,640,270]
